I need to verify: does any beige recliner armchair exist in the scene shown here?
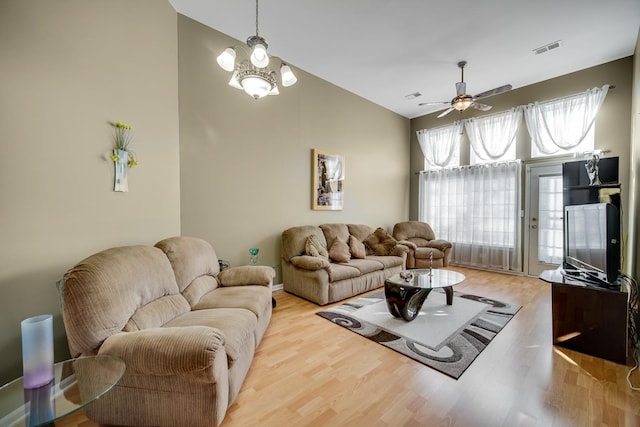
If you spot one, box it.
[393,221,452,269]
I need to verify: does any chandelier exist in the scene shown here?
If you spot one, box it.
[216,0,297,99]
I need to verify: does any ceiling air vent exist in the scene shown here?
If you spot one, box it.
[405,92,422,100]
[533,40,562,55]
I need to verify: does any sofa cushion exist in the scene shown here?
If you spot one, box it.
[63,245,189,356]
[327,263,361,282]
[366,255,405,269]
[348,235,366,259]
[329,237,351,262]
[193,286,272,319]
[155,236,220,298]
[305,234,329,259]
[320,223,350,250]
[414,247,445,260]
[407,237,431,247]
[393,221,436,241]
[176,275,218,308]
[124,295,192,332]
[342,259,384,275]
[346,224,375,241]
[364,228,398,256]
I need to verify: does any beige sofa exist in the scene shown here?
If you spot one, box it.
[61,236,275,427]
[393,221,452,269]
[281,223,407,305]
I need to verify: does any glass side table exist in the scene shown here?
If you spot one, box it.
[0,355,125,427]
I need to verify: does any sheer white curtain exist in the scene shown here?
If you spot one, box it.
[524,85,609,155]
[465,107,522,162]
[416,122,462,168]
[419,161,522,272]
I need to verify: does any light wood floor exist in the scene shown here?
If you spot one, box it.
[57,267,640,427]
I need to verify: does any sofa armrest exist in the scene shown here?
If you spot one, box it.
[397,240,418,250]
[423,239,453,252]
[218,265,275,287]
[98,326,225,377]
[289,255,330,271]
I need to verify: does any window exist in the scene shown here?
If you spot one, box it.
[525,85,608,158]
[531,126,594,158]
[416,122,462,170]
[419,161,522,272]
[466,107,521,165]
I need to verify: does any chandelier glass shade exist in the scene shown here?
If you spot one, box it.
[452,95,473,111]
[215,0,297,99]
[216,48,236,72]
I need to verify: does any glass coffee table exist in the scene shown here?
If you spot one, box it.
[0,355,125,427]
[385,269,466,321]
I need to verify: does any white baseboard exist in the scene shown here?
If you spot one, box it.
[272,283,283,292]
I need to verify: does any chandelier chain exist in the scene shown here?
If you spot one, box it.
[255,0,259,36]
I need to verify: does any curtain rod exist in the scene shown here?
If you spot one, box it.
[415,149,613,174]
[417,160,522,175]
[528,84,614,107]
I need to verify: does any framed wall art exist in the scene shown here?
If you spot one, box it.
[312,149,344,210]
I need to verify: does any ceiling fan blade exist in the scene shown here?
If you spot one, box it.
[437,107,455,118]
[472,102,492,111]
[418,101,450,107]
[474,84,513,100]
[456,82,466,96]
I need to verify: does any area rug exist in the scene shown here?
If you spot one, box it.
[316,289,520,379]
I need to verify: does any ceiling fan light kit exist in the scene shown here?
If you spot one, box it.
[216,0,297,99]
[453,95,473,111]
[421,60,512,118]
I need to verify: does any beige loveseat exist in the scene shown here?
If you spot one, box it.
[61,236,275,427]
[393,221,453,269]
[281,224,407,305]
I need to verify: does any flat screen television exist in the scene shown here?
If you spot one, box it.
[563,202,620,285]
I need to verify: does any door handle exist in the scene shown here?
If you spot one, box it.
[531,225,538,229]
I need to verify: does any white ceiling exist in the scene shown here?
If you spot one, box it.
[168,0,639,119]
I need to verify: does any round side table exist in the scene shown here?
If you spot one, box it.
[0,355,125,427]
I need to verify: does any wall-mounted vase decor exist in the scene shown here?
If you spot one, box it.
[113,149,129,192]
[110,121,138,192]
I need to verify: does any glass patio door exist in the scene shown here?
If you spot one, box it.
[525,163,564,276]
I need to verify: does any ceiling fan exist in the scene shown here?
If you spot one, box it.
[419,61,512,118]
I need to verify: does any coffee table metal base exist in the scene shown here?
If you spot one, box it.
[384,282,454,322]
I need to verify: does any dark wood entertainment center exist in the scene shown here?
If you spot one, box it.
[540,268,628,364]
[540,156,628,364]
[562,156,621,210]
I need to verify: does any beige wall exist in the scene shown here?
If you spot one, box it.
[0,1,180,383]
[409,57,634,273]
[177,15,410,281]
